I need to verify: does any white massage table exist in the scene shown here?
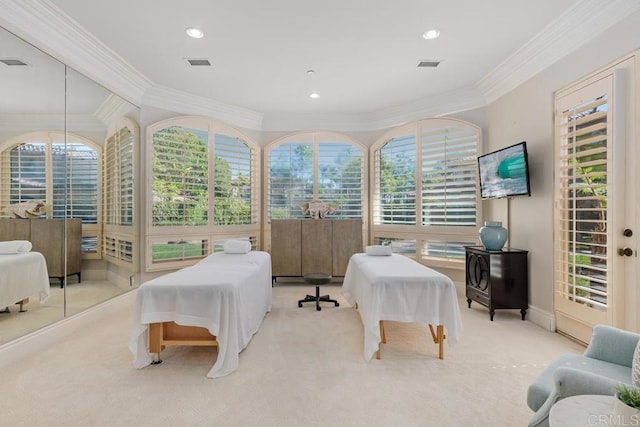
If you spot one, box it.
[0,252,50,312]
[129,251,272,378]
[342,253,463,360]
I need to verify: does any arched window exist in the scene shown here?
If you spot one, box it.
[372,119,481,266]
[146,117,260,271]
[266,132,366,220]
[0,131,101,256]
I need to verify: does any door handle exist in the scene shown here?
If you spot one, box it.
[618,247,633,257]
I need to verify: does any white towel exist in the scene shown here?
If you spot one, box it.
[223,239,252,254]
[0,240,32,254]
[365,245,392,256]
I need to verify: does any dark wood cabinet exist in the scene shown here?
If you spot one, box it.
[465,246,528,321]
[270,219,363,279]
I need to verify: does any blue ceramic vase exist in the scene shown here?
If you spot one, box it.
[479,221,508,251]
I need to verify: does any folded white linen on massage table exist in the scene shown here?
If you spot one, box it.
[129,251,272,378]
[342,253,463,361]
[0,252,50,308]
[0,240,32,254]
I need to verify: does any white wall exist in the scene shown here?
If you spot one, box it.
[484,9,640,324]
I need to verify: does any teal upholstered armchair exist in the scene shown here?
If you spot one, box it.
[527,325,640,427]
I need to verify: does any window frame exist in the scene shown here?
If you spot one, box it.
[145,116,260,271]
[263,131,368,250]
[0,130,103,260]
[370,119,482,269]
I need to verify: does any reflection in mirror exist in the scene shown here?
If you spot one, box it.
[0,25,140,345]
[65,66,139,317]
[0,26,66,343]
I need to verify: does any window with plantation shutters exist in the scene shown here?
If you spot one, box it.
[214,133,256,225]
[318,143,362,218]
[266,134,365,221]
[0,133,101,256]
[268,142,314,219]
[152,125,209,226]
[103,124,135,267]
[104,126,133,226]
[374,135,416,225]
[146,117,260,271]
[421,125,477,227]
[60,142,99,224]
[555,93,610,310]
[6,143,47,208]
[371,119,480,265]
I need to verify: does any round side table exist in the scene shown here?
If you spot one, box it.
[298,273,339,311]
[549,394,621,427]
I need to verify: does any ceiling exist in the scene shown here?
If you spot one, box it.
[46,0,579,115]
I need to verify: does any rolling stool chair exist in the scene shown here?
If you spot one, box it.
[298,273,339,311]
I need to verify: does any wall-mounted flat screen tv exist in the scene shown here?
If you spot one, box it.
[478,141,531,199]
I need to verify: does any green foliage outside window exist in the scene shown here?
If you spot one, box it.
[152,126,254,226]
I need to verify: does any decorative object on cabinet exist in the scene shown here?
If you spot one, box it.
[0,218,82,287]
[299,199,337,219]
[4,200,48,218]
[478,221,508,251]
[270,219,362,280]
[464,246,528,321]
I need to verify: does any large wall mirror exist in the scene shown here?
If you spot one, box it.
[0,26,140,345]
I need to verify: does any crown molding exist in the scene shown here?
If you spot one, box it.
[476,0,640,104]
[95,94,138,128]
[0,0,151,106]
[4,0,636,133]
[143,84,265,131]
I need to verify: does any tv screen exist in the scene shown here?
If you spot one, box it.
[478,141,531,199]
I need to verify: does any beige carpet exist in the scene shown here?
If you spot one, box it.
[2,282,583,427]
[0,280,126,344]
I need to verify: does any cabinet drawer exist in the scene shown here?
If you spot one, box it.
[466,286,489,307]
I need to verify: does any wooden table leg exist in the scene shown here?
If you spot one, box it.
[376,320,387,360]
[428,324,445,360]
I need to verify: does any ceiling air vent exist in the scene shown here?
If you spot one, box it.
[417,60,440,68]
[0,58,28,66]
[186,58,212,66]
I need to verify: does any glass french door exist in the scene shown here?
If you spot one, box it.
[553,57,637,343]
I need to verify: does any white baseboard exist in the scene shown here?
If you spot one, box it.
[0,290,136,370]
[527,305,556,331]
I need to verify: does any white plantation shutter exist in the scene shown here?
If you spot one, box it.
[2,143,47,213]
[1,134,101,255]
[371,119,480,264]
[147,118,260,270]
[421,125,478,227]
[318,143,363,218]
[267,137,365,221]
[152,125,209,226]
[214,133,256,225]
[555,93,610,310]
[103,124,135,267]
[104,126,134,226]
[373,135,416,225]
[61,142,99,224]
[268,142,314,219]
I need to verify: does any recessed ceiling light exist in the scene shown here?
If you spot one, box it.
[186,28,204,39]
[310,93,320,99]
[422,29,440,40]
[307,69,315,75]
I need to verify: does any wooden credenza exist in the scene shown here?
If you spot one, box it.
[0,218,82,286]
[271,219,363,279]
